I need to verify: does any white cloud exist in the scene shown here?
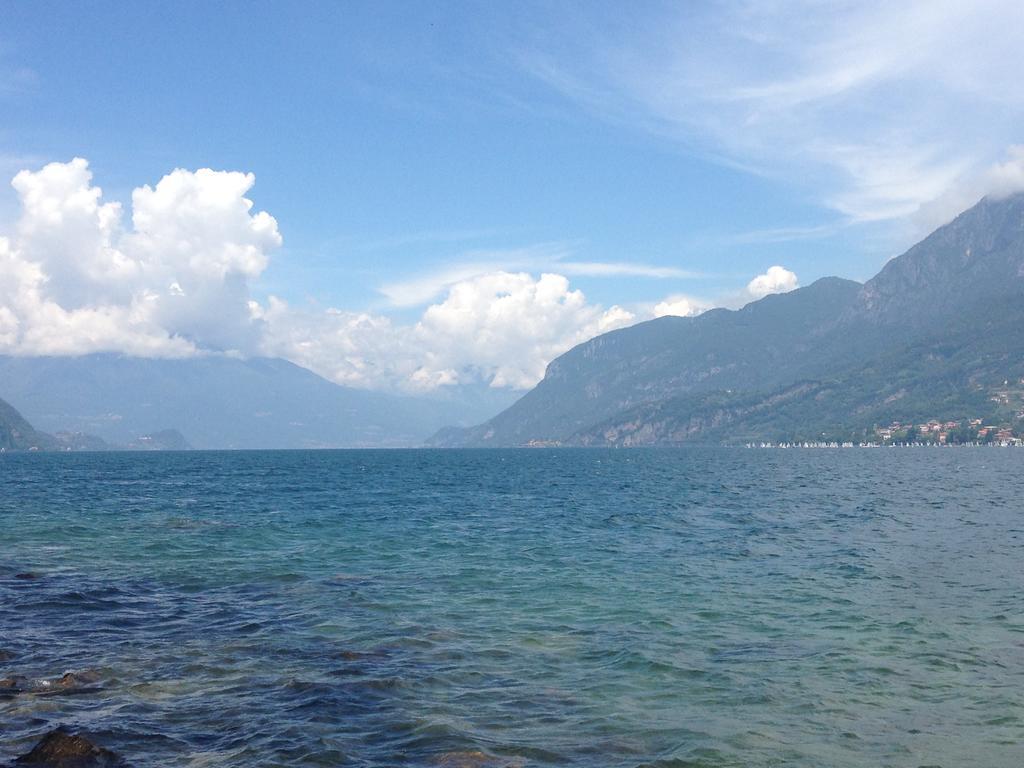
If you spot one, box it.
[415,271,633,388]
[0,227,195,357]
[282,262,797,391]
[260,271,635,391]
[0,159,803,394]
[745,266,799,299]
[0,158,280,358]
[255,299,416,388]
[653,294,710,318]
[378,246,701,308]
[556,261,702,279]
[521,0,1024,225]
[649,261,799,320]
[0,159,646,392]
[12,157,134,308]
[720,224,835,246]
[377,248,557,308]
[127,167,281,351]
[913,145,1024,233]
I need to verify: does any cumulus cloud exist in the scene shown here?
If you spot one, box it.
[650,265,799,318]
[652,294,710,318]
[12,157,134,308]
[0,159,798,394]
[260,271,635,390]
[378,247,701,308]
[255,299,415,388]
[745,266,799,300]
[265,263,800,390]
[415,272,633,388]
[376,245,568,307]
[0,158,280,358]
[0,159,643,392]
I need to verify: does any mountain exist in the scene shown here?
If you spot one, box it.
[0,355,517,449]
[433,192,1024,447]
[1,394,196,452]
[431,277,863,446]
[853,192,1024,328]
[0,396,55,451]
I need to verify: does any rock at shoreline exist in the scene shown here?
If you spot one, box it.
[14,729,125,767]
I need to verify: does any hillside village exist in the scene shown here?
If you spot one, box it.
[872,379,1024,445]
[873,419,1022,446]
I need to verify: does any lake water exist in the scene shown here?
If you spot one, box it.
[2,448,1023,767]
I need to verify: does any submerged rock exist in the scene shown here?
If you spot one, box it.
[35,671,103,696]
[331,648,389,661]
[14,729,125,767]
[432,750,521,768]
[50,671,103,693]
[0,675,28,694]
[336,650,371,661]
[1,671,103,697]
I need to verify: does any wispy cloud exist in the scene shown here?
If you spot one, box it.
[378,244,705,307]
[719,224,837,246]
[519,0,1024,226]
[377,244,570,307]
[556,261,703,279]
[380,261,518,307]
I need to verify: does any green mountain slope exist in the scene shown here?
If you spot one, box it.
[433,192,1024,447]
[436,277,863,446]
[574,296,1024,445]
[0,397,55,451]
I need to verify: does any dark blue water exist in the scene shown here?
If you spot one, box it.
[2,448,1023,767]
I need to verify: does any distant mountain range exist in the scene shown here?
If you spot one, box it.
[1,394,195,452]
[433,192,1024,446]
[0,396,55,451]
[0,355,517,450]
[6,192,1023,451]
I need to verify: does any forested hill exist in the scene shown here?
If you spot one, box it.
[0,397,54,451]
[433,192,1024,446]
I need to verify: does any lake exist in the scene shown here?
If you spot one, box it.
[2,448,1022,766]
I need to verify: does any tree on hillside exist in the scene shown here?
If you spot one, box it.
[946,421,977,444]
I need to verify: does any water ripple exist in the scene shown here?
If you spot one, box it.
[2,448,1023,766]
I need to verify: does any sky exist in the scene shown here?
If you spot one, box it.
[1,0,1023,393]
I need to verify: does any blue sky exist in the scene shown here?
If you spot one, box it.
[1,1,1022,391]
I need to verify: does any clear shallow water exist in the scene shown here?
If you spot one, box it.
[1,448,1023,768]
